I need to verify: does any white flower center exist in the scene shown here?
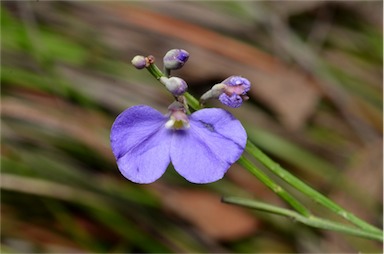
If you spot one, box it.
[165,111,190,130]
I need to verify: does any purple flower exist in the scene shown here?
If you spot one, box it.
[110,105,247,184]
[219,76,251,108]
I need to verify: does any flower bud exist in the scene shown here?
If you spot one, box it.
[163,49,189,70]
[160,76,188,96]
[131,55,147,69]
[200,76,251,108]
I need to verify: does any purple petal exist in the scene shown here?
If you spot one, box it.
[219,93,243,108]
[110,105,171,183]
[223,76,251,94]
[170,108,247,183]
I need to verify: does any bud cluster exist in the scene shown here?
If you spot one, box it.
[131,49,251,109]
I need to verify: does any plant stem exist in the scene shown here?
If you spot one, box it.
[143,58,382,237]
[183,92,200,111]
[222,197,383,242]
[238,156,311,217]
[245,140,382,234]
[146,62,164,80]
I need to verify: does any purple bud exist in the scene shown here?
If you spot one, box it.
[200,76,251,108]
[163,49,189,70]
[160,76,188,96]
[222,76,251,95]
[131,55,147,69]
[217,76,251,108]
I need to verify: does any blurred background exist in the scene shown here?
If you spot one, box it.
[1,1,382,253]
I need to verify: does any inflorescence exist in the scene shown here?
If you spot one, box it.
[111,49,251,184]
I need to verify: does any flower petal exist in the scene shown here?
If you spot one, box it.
[110,105,171,183]
[219,93,243,108]
[170,108,246,183]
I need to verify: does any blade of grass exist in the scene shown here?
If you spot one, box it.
[245,140,382,234]
[222,196,383,242]
[237,156,310,217]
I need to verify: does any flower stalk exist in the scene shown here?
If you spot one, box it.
[130,49,382,241]
[145,57,164,80]
[182,75,382,240]
[181,82,382,237]
[237,156,311,217]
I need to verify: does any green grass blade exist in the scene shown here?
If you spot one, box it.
[245,140,382,234]
[222,197,383,242]
[237,156,310,217]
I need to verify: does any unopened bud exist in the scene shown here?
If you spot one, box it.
[160,77,188,96]
[131,55,147,69]
[163,49,189,70]
[200,76,251,108]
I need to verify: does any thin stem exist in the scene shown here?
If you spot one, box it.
[146,62,164,80]
[222,197,383,242]
[183,92,200,111]
[245,140,382,234]
[163,67,171,78]
[238,156,311,217]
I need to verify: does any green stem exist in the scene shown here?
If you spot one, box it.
[183,92,200,111]
[238,156,311,217]
[222,197,383,242]
[163,67,171,78]
[146,62,164,80]
[245,140,382,234]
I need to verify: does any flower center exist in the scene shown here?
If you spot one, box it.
[165,110,190,130]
